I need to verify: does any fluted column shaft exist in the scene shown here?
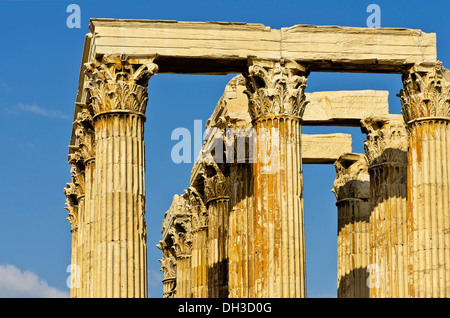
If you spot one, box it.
[92,113,147,298]
[185,187,209,298]
[254,117,305,297]
[84,159,95,298]
[206,198,229,297]
[175,255,191,298]
[70,223,79,298]
[203,161,230,298]
[191,227,208,297]
[65,106,95,298]
[407,120,450,297]
[399,62,450,297]
[244,59,309,298]
[333,153,371,298]
[77,195,87,297]
[229,161,254,298]
[361,115,408,298]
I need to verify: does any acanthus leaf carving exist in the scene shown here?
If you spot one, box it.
[332,153,370,201]
[361,115,408,166]
[399,61,450,123]
[202,156,230,203]
[74,109,95,161]
[157,240,177,279]
[64,183,79,231]
[185,187,208,231]
[84,56,158,116]
[244,59,309,121]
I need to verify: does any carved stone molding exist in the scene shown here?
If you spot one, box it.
[64,199,78,232]
[157,240,177,278]
[169,221,193,258]
[202,158,230,203]
[64,183,79,232]
[244,59,309,121]
[74,109,95,162]
[332,153,370,201]
[185,187,208,232]
[69,164,85,197]
[65,107,94,232]
[399,61,450,124]
[360,115,408,166]
[84,55,158,117]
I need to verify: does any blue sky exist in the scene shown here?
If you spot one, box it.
[0,0,448,298]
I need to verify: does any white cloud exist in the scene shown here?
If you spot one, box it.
[7,103,69,119]
[0,264,69,298]
[0,79,10,91]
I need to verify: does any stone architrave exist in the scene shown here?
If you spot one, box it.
[83,54,158,298]
[244,58,309,298]
[399,62,450,298]
[332,153,371,298]
[361,115,408,298]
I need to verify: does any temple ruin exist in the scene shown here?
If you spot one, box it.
[65,19,450,298]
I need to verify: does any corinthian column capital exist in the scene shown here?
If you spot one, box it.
[332,153,370,201]
[64,183,79,232]
[185,187,208,232]
[84,54,158,117]
[399,61,450,124]
[201,157,230,203]
[73,108,95,163]
[360,115,408,166]
[243,59,309,121]
[157,240,177,279]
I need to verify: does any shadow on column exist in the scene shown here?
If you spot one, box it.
[337,267,371,298]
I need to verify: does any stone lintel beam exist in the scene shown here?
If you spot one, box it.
[86,19,436,75]
[302,133,353,164]
[204,75,390,128]
[303,90,389,126]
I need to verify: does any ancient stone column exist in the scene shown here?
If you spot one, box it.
[187,187,209,298]
[84,55,158,298]
[203,159,230,298]
[399,62,450,298]
[243,59,309,298]
[361,115,408,298]
[332,153,371,298]
[75,106,96,298]
[170,210,193,298]
[64,105,96,298]
[157,240,177,298]
[64,182,80,298]
[158,193,192,298]
[228,127,255,298]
